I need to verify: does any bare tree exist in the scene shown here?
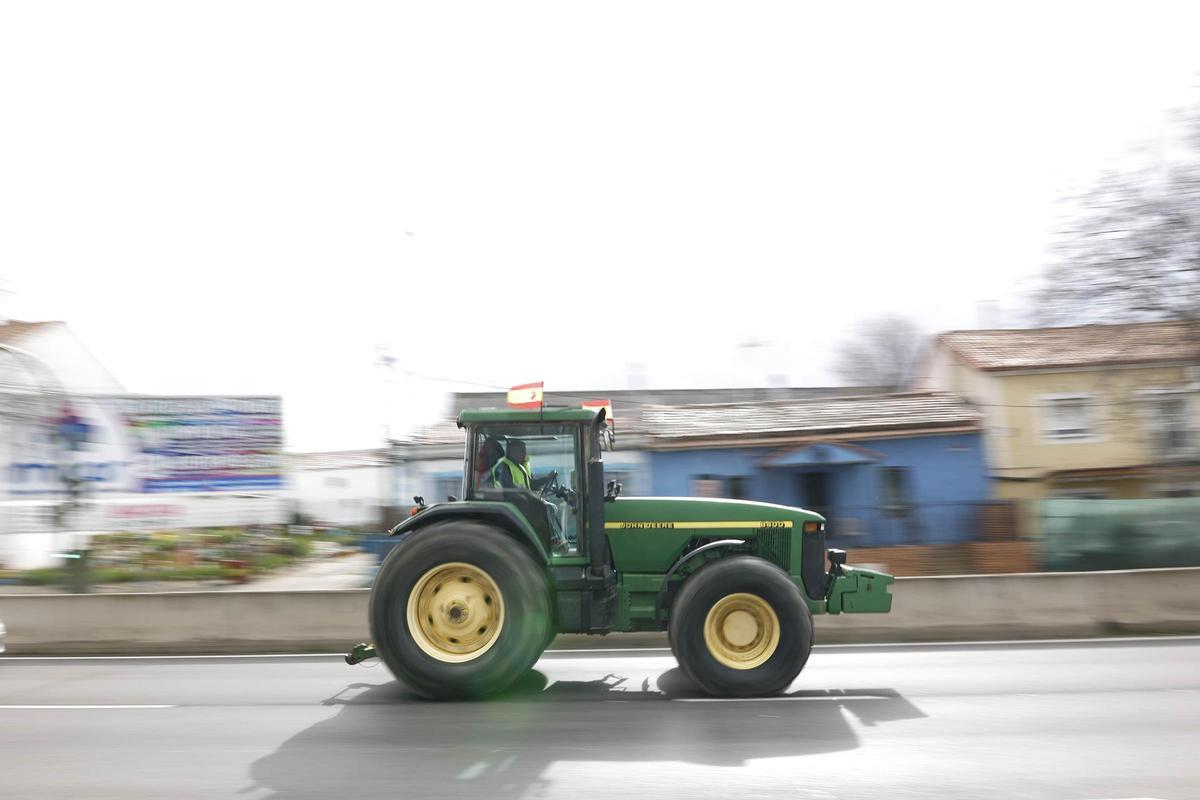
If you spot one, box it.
[1035,103,1200,470]
[1037,102,1200,326]
[832,314,925,391]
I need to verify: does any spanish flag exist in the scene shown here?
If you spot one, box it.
[507,381,545,409]
[580,399,614,428]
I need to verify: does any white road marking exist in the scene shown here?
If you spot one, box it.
[811,634,1200,649]
[0,704,175,710]
[544,647,671,654]
[456,761,488,780]
[0,653,341,661]
[674,695,891,703]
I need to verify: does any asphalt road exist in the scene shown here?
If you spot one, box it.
[1,638,1198,800]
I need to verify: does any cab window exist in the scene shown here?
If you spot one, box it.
[469,424,581,555]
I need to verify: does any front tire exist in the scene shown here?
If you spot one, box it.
[670,556,813,697]
[369,520,552,699]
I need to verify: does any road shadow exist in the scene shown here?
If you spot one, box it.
[247,667,924,799]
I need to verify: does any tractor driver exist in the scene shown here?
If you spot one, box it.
[491,438,554,493]
[492,438,568,552]
[491,438,533,490]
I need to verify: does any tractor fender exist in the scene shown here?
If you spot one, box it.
[653,538,746,627]
[388,502,550,564]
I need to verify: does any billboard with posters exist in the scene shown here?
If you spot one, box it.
[3,395,283,496]
[111,396,283,493]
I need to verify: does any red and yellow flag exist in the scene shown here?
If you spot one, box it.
[580,399,614,428]
[507,382,545,409]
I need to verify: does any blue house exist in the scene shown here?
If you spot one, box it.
[640,393,990,547]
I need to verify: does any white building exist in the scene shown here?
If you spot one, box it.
[0,320,125,396]
[285,449,389,528]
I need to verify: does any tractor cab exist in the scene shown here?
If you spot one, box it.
[467,425,583,554]
[458,406,611,563]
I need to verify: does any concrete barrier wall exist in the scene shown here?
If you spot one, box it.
[811,566,1200,644]
[0,590,372,655]
[1,567,1198,655]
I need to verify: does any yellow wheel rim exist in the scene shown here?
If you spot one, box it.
[703,592,780,670]
[406,562,505,663]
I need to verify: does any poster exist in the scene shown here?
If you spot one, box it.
[3,395,283,496]
[113,396,283,493]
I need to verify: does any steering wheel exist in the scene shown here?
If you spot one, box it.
[538,470,560,498]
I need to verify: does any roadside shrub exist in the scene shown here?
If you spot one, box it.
[254,554,292,572]
[19,568,64,586]
[279,537,313,558]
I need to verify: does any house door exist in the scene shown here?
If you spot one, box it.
[801,471,831,521]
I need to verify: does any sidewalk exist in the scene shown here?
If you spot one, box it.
[237,552,376,592]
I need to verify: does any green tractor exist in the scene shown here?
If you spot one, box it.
[351,406,894,698]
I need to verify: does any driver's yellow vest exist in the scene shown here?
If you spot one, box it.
[492,457,531,489]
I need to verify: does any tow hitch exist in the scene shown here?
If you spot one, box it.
[345,642,377,665]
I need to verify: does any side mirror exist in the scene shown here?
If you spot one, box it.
[827,548,847,576]
[600,423,615,451]
[604,480,623,502]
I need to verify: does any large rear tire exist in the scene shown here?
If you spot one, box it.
[669,556,813,697]
[369,520,552,699]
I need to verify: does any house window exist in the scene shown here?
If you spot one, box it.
[432,475,462,502]
[1145,393,1195,456]
[1051,488,1110,499]
[729,476,752,500]
[689,475,725,498]
[606,469,636,496]
[1154,482,1197,498]
[879,467,912,518]
[1040,395,1097,441]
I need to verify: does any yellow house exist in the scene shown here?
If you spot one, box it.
[917,321,1200,502]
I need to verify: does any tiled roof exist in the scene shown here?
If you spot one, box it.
[287,449,389,470]
[397,391,979,451]
[0,320,60,345]
[938,321,1200,372]
[402,419,466,447]
[449,387,882,436]
[641,393,980,442]
[399,387,876,448]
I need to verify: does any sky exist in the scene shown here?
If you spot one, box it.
[2,1,1200,451]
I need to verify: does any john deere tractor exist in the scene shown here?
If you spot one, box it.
[351,406,894,698]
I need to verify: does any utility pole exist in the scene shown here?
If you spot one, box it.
[375,344,399,528]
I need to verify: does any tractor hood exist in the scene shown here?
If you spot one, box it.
[605,496,823,529]
[602,496,823,575]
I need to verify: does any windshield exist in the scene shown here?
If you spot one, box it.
[469,424,581,554]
